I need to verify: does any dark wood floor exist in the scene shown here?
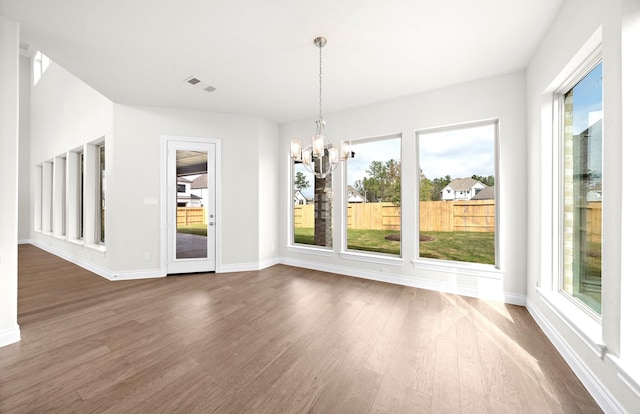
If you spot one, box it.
[0,245,601,413]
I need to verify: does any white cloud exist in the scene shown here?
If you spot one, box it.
[418,124,495,179]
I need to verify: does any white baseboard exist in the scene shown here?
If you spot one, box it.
[18,239,31,245]
[218,257,279,273]
[526,299,624,414]
[29,241,162,281]
[279,257,526,306]
[259,257,279,270]
[0,325,21,348]
[30,240,114,280]
[110,270,164,281]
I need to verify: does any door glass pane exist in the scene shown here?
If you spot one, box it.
[175,150,208,259]
[562,62,602,314]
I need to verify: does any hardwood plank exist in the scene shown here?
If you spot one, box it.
[399,386,432,414]
[0,244,603,414]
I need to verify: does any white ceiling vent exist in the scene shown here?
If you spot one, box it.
[184,76,216,94]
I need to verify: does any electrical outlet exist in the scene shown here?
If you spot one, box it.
[144,252,150,261]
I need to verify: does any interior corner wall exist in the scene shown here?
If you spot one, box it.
[112,105,265,273]
[279,71,528,303]
[257,119,280,265]
[29,61,114,270]
[526,0,639,411]
[18,55,30,242]
[0,14,21,347]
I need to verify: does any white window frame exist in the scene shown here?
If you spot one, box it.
[41,160,53,234]
[287,158,334,256]
[67,148,84,243]
[33,51,50,86]
[412,120,502,278]
[553,56,603,320]
[537,29,605,358]
[53,155,67,239]
[340,133,404,265]
[84,137,106,252]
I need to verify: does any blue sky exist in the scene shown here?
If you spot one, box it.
[571,62,603,135]
[570,62,603,179]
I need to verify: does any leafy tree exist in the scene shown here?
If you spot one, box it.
[471,174,495,187]
[294,171,310,190]
[430,175,452,201]
[419,170,433,201]
[354,159,401,205]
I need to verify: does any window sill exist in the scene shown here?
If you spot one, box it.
[67,238,84,246]
[607,354,640,398]
[537,288,605,358]
[54,235,66,241]
[412,259,502,280]
[340,251,404,267]
[287,244,334,257]
[85,244,106,255]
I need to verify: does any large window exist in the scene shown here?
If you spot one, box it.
[291,161,332,248]
[67,149,84,241]
[42,160,53,234]
[417,122,496,265]
[53,155,67,237]
[33,51,50,85]
[345,136,401,256]
[560,62,602,315]
[99,144,106,244]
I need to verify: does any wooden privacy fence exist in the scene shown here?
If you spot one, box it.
[420,200,495,232]
[294,200,495,232]
[295,200,603,234]
[583,202,602,243]
[177,207,205,226]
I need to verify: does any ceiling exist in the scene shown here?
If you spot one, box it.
[0,0,564,123]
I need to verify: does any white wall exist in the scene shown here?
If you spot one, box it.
[0,14,21,347]
[29,61,280,277]
[279,71,528,303]
[258,119,280,265]
[18,55,30,242]
[526,0,640,411]
[29,61,114,270]
[113,105,276,272]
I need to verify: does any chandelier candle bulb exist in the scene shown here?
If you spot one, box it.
[328,147,340,164]
[341,141,352,161]
[302,148,312,167]
[291,139,302,161]
[312,132,325,157]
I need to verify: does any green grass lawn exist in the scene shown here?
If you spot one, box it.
[177,223,207,237]
[294,228,495,265]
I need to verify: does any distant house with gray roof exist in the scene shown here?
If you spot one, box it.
[190,174,208,209]
[441,178,486,201]
[471,186,495,200]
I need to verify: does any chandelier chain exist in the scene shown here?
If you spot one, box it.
[319,42,322,120]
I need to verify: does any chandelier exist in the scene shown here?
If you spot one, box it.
[291,36,353,179]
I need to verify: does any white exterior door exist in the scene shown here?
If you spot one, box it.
[166,140,216,274]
